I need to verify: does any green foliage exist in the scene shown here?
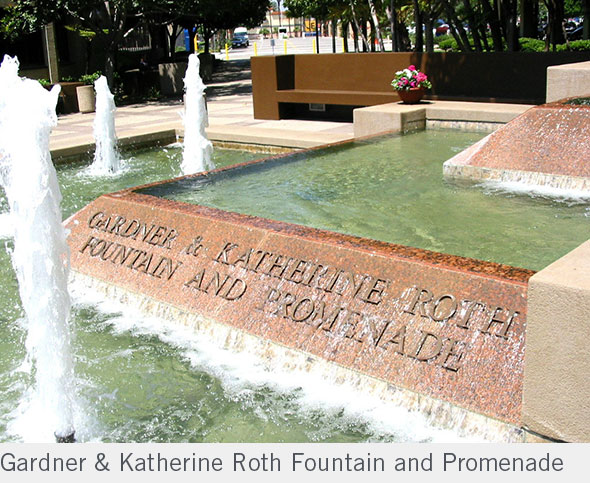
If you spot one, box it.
[38,78,51,87]
[557,40,590,51]
[437,37,457,51]
[519,37,546,52]
[79,72,102,85]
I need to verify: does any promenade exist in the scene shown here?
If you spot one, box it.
[50,59,354,158]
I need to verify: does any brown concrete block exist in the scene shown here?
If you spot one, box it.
[524,240,590,442]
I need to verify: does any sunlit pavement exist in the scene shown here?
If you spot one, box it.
[215,36,393,60]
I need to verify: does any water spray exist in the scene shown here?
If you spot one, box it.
[0,55,76,442]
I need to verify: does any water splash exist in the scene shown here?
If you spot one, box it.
[91,76,120,174]
[0,55,76,441]
[181,54,214,175]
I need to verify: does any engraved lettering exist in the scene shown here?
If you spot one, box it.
[284,259,308,284]
[266,254,292,278]
[79,235,99,253]
[411,331,443,361]
[214,242,238,264]
[456,300,486,329]
[88,212,105,228]
[185,236,204,257]
[404,287,433,318]
[221,278,247,301]
[439,339,465,372]
[378,325,406,354]
[360,278,387,305]
[160,229,178,249]
[291,298,315,322]
[482,307,518,338]
[430,294,458,322]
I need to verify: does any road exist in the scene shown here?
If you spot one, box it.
[215,36,393,60]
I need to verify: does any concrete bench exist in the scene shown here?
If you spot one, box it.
[252,52,590,121]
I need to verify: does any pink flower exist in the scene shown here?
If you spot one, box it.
[416,72,427,83]
[408,65,416,71]
[410,81,417,87]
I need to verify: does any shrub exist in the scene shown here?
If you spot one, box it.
[79,72,102,85]
[437,37,457,51]
[557,40,590,51]
[519,37,546,52]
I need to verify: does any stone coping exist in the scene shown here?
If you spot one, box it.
[353,100,531,138]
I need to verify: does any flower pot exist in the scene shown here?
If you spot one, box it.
[76,85,96,113]
[397,88,425,104]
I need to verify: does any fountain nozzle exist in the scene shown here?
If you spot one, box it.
[55,431,76,443]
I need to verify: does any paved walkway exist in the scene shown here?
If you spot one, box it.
[50,60,354,157]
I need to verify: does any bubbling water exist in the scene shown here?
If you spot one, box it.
[91,76,120,174]
[0,55,76,441]
[181,54,214,175]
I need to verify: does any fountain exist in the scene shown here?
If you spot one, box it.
[0,55,76,442]
[443,98,590,193]
[181,54,214,175]
[1,53,588,442]
[91,75,120,174]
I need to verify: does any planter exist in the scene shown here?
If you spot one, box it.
[397,88,425,104]
[60,81,84,113]
[76,85,96,113]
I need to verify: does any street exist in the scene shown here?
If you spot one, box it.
[216,35,393,60]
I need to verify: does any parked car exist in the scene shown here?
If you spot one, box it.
[435,19,449,36]
[232,27,249,48]
[567,25,585,41]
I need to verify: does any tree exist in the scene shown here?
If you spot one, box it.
[0,1,158,85]
[168,0,269,54]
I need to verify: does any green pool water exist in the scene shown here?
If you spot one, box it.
[0,145,455,443]
[141,131,590,272]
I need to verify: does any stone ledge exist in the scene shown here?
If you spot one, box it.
[353,101,531,138]
[546,61,590,103]
[524,240,590,442]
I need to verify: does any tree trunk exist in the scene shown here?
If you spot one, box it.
[349,1,370,51]
[385,1,399,51]
[424,17,434,52]
[204,29,211,54]
[547,0,565,47]
[413,0,423,52]
[362,20,369,52]
[584,0,590,40]
[462,0,483,51]
[481,0,504,51]
[342,21,349,52]
[351,20,359,52]
[442,0,471,51]
[104,43,116,88]
[502,0,519,51]
[332,18,337,53]
[367,0,385,51]
[520,0,539,38]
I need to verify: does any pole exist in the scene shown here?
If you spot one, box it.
[254,42,258,56]
[225,44,229,60]
[284,40,287,54]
